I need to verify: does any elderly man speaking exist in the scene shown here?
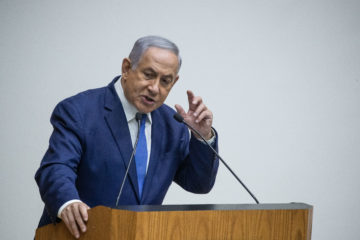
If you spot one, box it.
[35,36,219,239]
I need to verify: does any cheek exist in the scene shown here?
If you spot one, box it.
[130,82,144,94]
[159,89,171,101]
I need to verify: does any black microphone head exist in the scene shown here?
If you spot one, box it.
[135,112,143,121]
[173,113,184,123]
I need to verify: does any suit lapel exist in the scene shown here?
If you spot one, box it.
[141,109,165,203]
[103,78,141,202]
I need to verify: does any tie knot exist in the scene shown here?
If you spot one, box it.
[135,113,147,123]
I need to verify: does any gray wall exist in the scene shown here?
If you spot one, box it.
[1,0,359,239]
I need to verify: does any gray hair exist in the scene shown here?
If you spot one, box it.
[129,36,182,72]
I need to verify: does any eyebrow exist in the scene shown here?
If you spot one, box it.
[143,68,156,74]
[143,68,174,79]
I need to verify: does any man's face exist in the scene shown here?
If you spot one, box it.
[121,47,179,113]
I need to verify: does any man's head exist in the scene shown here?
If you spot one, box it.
[121,36,181,113]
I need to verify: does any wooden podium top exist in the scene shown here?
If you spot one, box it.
[115,202,312,212]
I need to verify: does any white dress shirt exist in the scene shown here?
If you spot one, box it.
[114,79,152,170]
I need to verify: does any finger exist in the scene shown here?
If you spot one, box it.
[79,203,90,222]
[193,102,206,118]
[62,213,75,238]
[191,95,203,106]
[188,95,203,112]
[175,104,187,117]
[186,90,196,106]
[73,204,87,233]
[196,109,213,124]
[66,207,80,239]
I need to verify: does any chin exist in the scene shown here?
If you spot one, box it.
[135,101,160,113]
[137,106,154,114]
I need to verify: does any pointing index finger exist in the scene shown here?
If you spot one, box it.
[187,90,196,105]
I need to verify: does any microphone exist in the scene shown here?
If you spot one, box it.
[116,112,143,207]
[173,113,260,204]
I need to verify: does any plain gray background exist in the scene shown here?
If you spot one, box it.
[1,0,359,239]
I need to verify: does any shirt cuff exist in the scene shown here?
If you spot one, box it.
[194,128,216,145]
[57,199,82,219]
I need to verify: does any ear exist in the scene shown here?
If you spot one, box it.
[121,58,132,77]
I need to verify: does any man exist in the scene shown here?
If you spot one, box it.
[35,36,219,239]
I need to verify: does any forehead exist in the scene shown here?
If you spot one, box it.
[137,47,179,74]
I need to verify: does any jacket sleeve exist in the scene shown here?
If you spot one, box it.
[173,128,219,194]
[35,99,84,221]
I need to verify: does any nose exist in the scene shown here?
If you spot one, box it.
[147,78,160,96]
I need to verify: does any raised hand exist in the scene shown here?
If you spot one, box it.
[175,90,213,140]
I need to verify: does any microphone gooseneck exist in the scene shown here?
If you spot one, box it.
[115,112,143,207]
[173,113,260,204]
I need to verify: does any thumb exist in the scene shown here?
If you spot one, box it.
[175,104,186,117]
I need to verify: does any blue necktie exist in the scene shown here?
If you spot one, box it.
[135,114,148,197]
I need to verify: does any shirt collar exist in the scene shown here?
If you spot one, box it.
[115,77,152,123]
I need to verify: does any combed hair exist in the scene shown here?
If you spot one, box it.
[129,36,182,72]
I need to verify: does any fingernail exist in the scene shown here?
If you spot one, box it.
[76,234,80,238]
[82,227,86,232]
[193,113,197,116]
[192,101,196,104]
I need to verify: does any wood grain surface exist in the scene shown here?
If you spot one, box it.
[35,204,313,240]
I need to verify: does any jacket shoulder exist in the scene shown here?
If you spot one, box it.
[59,86,108,107]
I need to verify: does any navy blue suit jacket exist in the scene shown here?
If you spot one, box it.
[35,76,219,227]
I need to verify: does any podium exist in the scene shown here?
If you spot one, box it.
[35,203,313,240]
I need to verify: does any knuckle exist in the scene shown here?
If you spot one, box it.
[69,218,75,225]
[71,223,78,231]
[78,222,85,229]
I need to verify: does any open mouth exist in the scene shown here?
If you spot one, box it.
[142,95,155,105]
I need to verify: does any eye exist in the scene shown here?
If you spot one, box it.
[143,72,153,79]
[161,77,172,86]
